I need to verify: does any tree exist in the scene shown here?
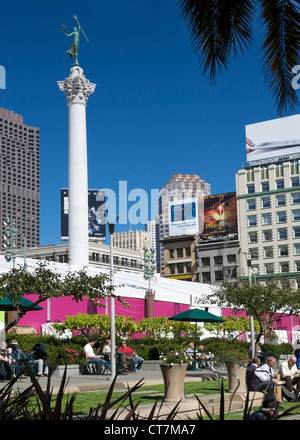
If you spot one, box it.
[178,0,300,114]
[197,280,300,346]
[0,262,123,332]
[204,315,260,341]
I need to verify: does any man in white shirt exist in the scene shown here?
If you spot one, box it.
[84,337,111,373]
[279,356,300,393]
[255,356,299,402]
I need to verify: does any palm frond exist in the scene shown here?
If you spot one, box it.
[178,0,254,82]
[259,0,300,114]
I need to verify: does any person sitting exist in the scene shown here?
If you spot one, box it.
[118,340,144,373]
[246,357,277,399]
[0,341,12,380]
[279,355,300,394]
[255,356,299,402]
[7,339,27,378]
[248,397,282,420]
[196,345,210,368]
[186,342,196,369]
[31,343,50,377]
[293,340,300,369]
[84,337,111,373]
[102,339,111,361]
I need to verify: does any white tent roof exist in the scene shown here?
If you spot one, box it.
[0,256,218,310]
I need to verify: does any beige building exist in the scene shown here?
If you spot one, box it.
[23,241,144,273]
[236,159,300,287]
[161,234,198,281]
[113,229,149,251]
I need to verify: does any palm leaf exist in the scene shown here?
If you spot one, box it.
[178,0,254,81]
[260,0,300,114]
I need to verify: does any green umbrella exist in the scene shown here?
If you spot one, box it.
[169,308,225,369]
[0,296,43,311]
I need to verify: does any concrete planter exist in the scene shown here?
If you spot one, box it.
[225,361,247,393]
[50,364,81,377]
[160,363,188,403]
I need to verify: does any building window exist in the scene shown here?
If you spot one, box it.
[264,263,274,274]
[170,264,176,274]
[249,248,258,259]
[279,262,289,273]
[202,272,211,282]
[247,199,256,210]
[177,248,183,258]
[278,245,289,257]
[263,230,272,242]
[248,215,257,227]
[276,195,286,207]
[247,184,255,194]
[278,228,288,240]
[263,246,274,258]
[277,212,287,223]
[276,179,284,189]
[177,263,184,273]
[295,261,300,272]
[249,232,258,243]
[292,210,300,221]
[261,182,269,192]
[293,226,300,238]
[215,271,223,281]
[169,249,175,258]
[294,244,300,256]
[291,176,300,187]
[262,213,272,225]
[186,262,191,272]
[261,197,271,208]
[214,256,223,265]
[185,247,191,257]
[292,193,300,204]
[227,254,236,263]
[201,257,210,266]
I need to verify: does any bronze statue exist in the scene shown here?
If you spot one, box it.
[60,15,89,66]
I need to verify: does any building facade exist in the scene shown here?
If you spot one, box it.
[161,234,198,281]
[113,229,149,252]
[0,108,40,250]
[236,159,300,287]
[196,235,240,285]
[23,242,144,273]
[157,174,211,274]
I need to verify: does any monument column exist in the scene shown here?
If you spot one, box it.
[58,66,96,266]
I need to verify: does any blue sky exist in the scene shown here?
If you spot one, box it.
[1,0,299,246]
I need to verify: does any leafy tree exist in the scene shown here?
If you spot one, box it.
[53,313,138,340]
[137,316,202,341]
[0,262,122,332]
[204,315,260,341]
[179,0,300,114]
[197,280,300,347]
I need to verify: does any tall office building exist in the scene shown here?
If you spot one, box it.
[157,174,211,274]
[237,114,300,287]
[0,109,40,250]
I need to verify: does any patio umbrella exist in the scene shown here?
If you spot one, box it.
[0,296,43,311]
[169,308,225,366]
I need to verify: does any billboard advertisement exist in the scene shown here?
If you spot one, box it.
[200,192,237,236]
[61,189,106,240]
[246,114,300,163]
[168,198,200,236]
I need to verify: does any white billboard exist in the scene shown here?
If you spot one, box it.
[246,114,300,163]
[168,198,200,236]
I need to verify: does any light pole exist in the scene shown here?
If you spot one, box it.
[3,217,27,270]
[143,246,156,318]
[247,256,255,358]
[108,216,119,380]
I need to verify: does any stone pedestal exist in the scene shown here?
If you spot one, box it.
[225,361,247,393]
[58,66,96,267]
[160,363,188,402]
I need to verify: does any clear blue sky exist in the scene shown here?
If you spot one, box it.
[1,0,298,246]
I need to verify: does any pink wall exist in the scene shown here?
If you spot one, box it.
[222,308,300,344]
[18,295,189,333]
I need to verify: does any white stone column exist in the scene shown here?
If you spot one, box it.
[58,66,96,266]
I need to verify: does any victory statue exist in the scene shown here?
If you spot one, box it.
[60,15,89,66]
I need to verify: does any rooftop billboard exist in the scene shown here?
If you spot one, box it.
[246,114,300,163]
[61,189,106,240]
[200,192,237,236]
[168,198,200,236]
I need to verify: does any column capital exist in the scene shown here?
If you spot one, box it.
[58,66,96,104]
